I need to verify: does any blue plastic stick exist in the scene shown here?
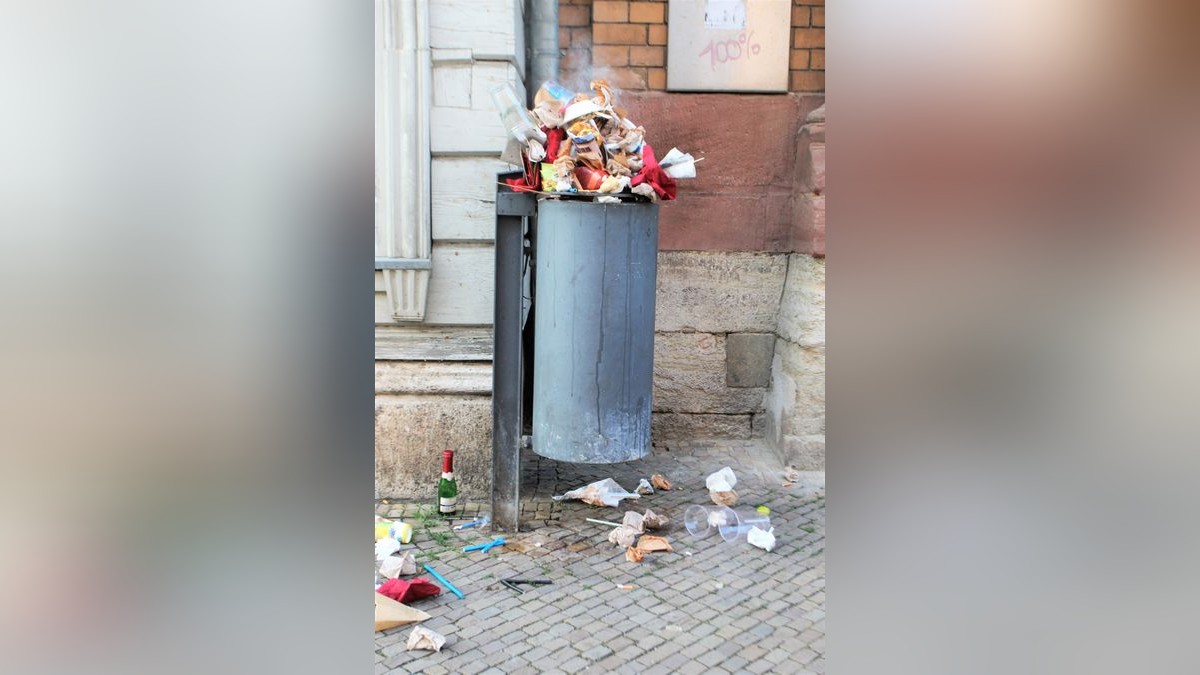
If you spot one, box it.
[462,537,506,553]
[422,563,465,599]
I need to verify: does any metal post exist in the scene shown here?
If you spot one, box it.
[492,182,535,533]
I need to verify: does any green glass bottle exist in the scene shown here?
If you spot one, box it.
[438,450,457,516]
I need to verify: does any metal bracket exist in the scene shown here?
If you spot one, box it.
[492,176,532,534]
[496,191,537,217]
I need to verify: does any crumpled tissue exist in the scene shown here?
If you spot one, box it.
[747,526,776,552]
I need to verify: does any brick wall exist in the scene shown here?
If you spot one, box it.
[558,0,824,93]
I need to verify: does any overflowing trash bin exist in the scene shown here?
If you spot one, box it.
[491,79,698,480]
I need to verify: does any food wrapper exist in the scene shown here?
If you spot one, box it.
[553,478,640,507]
[406,625,447,652]
[635,479,655,495]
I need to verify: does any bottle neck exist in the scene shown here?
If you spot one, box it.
[442,451,454,473]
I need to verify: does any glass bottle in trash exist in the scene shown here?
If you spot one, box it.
[438,450,457,515]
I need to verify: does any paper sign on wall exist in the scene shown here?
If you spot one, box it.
[704,0,746,30]
[668,0,791,92]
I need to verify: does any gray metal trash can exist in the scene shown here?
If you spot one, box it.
[532,200,659,463]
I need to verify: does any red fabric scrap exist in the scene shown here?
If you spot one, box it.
[630,142,677,201]
[376,577,442,603]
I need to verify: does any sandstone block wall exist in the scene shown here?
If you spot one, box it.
[763,254,825,468]
[650,251,788,441]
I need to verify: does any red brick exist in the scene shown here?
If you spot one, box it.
[647,67,666,90]
[561,48,592,71]
[795,0,823,5]
[592,1,628,22]
[571,27,593,49]
[793,27,824,49]
[791,6,809,27]
[594,23,646,44]
[593,45,629,66]
[811,49,824,70]
[629,45,664,66]
[629,2,664,23]
[559,27,571,49]
[790,69,825,92]
[648,24,667,46]
[789,49,810,70]
[812,7,824,26]
[559,5,589,27]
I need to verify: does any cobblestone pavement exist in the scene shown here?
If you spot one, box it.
[375,440,825,674]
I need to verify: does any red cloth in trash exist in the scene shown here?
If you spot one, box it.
[377,577,442,603]
[544,127,564,163]
[630,142,677,201]
[503,154,540,193]
[502,127,565,192]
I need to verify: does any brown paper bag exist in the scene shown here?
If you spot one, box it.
[374,592,430,632]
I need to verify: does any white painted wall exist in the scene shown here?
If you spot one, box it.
[375,0,524,339]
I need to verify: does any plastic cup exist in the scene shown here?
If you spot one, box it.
[684,505,737,539]
[717,509,772,543]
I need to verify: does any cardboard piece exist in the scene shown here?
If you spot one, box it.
[635,535,674,553]
[374,592,430,632]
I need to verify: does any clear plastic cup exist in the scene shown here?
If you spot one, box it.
[717,509,772,543]
[684,505,737,539]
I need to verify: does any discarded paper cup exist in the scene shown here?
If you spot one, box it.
[717,509,772,543]
[684,505,736,540]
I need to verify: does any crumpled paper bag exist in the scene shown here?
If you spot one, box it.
[710,491,738,507]
[622,511,645,532]
[375,592,430,632]
[406,625,447,652]
[706,467,738,506]
[747,526,776,552]
[552,478,640,507]
[608,524,640,548]
[626,546,644,563]
[650,474,672,491]
[379,551,417,579]
[641,509,669,530]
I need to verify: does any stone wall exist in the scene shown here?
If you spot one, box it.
[651,250,788,440]
[763,254,825,468]
[374,362,492,500]
[763,105,826,468]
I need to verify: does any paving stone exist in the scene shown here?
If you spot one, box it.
[374,441,824,675]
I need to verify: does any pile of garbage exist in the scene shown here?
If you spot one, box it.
[494,80,695,202]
